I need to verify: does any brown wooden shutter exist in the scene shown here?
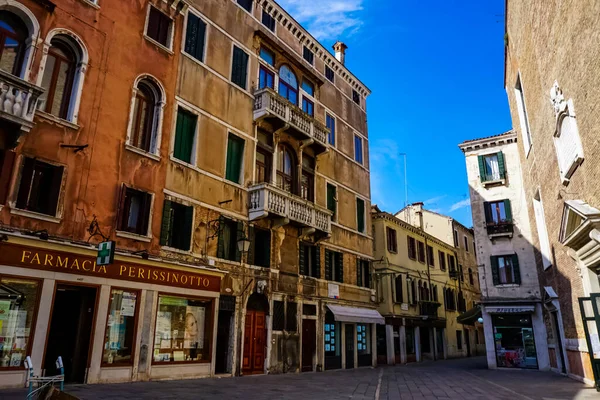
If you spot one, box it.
[0,150,15,205]
[16,157,34,209]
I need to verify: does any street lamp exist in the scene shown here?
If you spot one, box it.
[237,234,251,254]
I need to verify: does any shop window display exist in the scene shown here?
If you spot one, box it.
[103,289,138,365]
[357,324,370,354]
[153,295,212,363]
[492,314,538,369]
[0,278,40,368]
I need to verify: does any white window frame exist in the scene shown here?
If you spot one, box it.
[170,102,199,167]
[36,28,89,125]
[224,132,246,185]
[182,8,209,64]
[125,74,166,160]
[533,190,552,270]
[514,72,532,156]
[300,78,315,116]
[0,1,40,82]
[143,5,175,53]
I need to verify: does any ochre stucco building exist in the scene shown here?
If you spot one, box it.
[0,0,376,387]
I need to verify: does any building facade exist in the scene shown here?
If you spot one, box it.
[503,0,600,387]
[372,206,483,366]
[0,0,376,388]
[459,131,550,371]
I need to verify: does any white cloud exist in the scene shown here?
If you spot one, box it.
[424,195,446,206]
[449,199,471,212]
[276,0,365,40]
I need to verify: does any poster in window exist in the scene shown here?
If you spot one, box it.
[330,345,335,351]
[325,334,330,342]
[120,293,137,317]
[155,311,172,344]
[358,334,362,341]
[330,331,334,338]
[325,344,331,351]
[331,338,335,344]
[325,324,330,332]
[184,306,205,350]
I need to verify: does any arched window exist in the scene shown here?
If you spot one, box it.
[38,32,87,123]
[278,65,298,105]
[128,77,164,154]
[276,143,295,193]
[0,11,27,76]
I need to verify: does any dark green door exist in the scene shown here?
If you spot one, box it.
[579,294,600,391]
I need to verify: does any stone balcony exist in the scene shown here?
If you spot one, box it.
[0,70,44,148]
[418,301,441,318]
[253,87,329,154]
[249,182,332,234]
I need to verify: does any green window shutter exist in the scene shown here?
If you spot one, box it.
[217,216,225,259]
[512,254,521,284]
[314,246,321,279]
[247,226,256,266]
[324,249,332,280]
[235,221,243,262]
[298,244,306,276]
[160,200,173,246]
[504,199,512,222]
[335,252,344,283]
[497,152,506,179]
[356,198,365,232]
[366,262,371,288]
[490,256,500,286]
[478,155,486,182]
[226,133,244,183]
[356,258,362,287]
[327,184,336,218]
[174,108,196,163]
[483,202,492,224]
[185,14,206,61]
[180,205,194,251]
[231,46,249,89]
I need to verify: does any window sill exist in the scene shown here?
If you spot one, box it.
[482,179,506,188]
[161,245,192,255]
[78,0,100,9]
[143,35,174,55]
[495,283,520,288]
[10,208,61,224]
[116,231,151,242]
[35,111,80,131]
[488,232,513,240]
[125,144,161,162]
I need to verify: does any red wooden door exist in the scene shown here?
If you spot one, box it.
[243,310,266,375]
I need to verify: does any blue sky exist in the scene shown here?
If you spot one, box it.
[278,0,512,227]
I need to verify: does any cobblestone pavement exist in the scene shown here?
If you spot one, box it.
[1,357,597,400]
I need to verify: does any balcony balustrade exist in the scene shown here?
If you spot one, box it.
[0,70,44,137]
[418,300,441,318]
[249,182,331,234]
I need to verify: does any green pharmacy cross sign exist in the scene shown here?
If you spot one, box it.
[97,241,116,266]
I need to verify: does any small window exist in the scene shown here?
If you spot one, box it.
[417,241,425,263]
[459,264,464,282]
[463,236,469,252]
[255,147,272,184]
[447,254,456,272]
[16,158,63,216]
[217,217,242,262]
[128,78,163,154]
[262,10,275,31]
[302,97,314,117]
[231,46,249,90]
[146,7,172,48]
[484,200,512,225]
[259,65,274,90]
[354,135,363,164]
[325,249,343,283]
[326,114,335,146]
[325,66,334,83]
[327,183,337,221]
[259,47,274,66]
[278,65,298,104]
[478,152,506,182]
[456,330,463,350]
[407,237,416,260]
[438,250,446,271]
[356,259,370,288]
[160,199,193,250]
[118,186,152,236]
[394,275,403,303]
[303,46,314,65]
[301,79,314,96]
[273,301,284,331]
[184,13,207,62]
[286,302,298,332]
[427,245,434,267]
[386,227,398,253]
[352,89,360,105]
[225,133,245,184]
[237,0,252,12]
[356,198,365,233]
[303,304,317,316]
[248,227,271,268]
[453,230,459,247]
[468,268,474,285]
[173,107,197,164]
[301,154,314,202]
[491,255,521,285]
[299,243,320,278]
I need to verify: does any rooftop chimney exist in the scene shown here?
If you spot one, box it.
[412,202,424,212]
[333,41,348,65]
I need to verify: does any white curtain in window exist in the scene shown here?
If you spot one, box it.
[485,155,500,180]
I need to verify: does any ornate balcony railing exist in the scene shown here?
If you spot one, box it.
[253,87,328,148]
[0,70,44,133]
[419,301,441,318]
[248,182,332,234]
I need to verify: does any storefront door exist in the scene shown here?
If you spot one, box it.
[301,319,316,372]
[44,284,97,383]
[242,310,265,375]
[345,324,354,369]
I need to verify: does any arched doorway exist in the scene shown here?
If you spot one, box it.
[243,293,269,375]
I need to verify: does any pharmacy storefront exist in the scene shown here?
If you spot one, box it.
[0,237,223,388]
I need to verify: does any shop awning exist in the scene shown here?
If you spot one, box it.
[485,306,535,314]
[326,305,385,324]
[457,305,481,325]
